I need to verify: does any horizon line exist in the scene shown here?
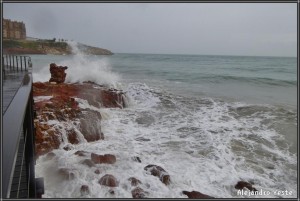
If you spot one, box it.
[113,52,297,58]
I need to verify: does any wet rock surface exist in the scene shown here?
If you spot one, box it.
[74,150,89,157]
[235,181,258,192]
[131,187,148,199]
[80,185,90,196]
[144,164,170,185]
[182,191,214,199]
[91,153,116,164]
[33,80,126,157]
[99,174,119,187]
[128,177,142,186]
[80,159,95,167]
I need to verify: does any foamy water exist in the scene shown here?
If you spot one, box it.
[33,44,297,198]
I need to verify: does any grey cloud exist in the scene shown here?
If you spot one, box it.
[3,3,297,57]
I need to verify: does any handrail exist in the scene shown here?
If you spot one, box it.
[2,73,33,198]
[2,55,32,74]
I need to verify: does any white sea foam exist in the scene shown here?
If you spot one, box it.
[33,96,53,102]
[35,82,297,198]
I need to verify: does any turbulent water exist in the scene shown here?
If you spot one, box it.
[31,46,297,198]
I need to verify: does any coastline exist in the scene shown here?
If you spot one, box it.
[3,39,113,55]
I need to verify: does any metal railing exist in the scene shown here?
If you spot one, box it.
[2,55,32,77]
[2,56,44,198]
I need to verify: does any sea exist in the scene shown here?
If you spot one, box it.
[30,44,297,198]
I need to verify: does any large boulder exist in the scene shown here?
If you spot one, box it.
[144,164,170,185]
[182,191,214,199]
[49,63,68,83]
[78,109,104,142]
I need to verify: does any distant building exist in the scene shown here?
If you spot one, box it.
[3,18,26,40]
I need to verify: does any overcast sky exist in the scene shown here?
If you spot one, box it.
[3,3,297,57]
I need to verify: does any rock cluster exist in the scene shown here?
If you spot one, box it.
[33,80,126,156]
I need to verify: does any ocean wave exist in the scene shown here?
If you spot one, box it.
[195,74,296,87]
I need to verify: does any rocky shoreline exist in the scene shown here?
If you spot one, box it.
[3,39,113,55]
[33,64,259,198]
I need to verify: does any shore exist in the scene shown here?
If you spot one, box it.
[32,64,261,198]
[3,39,113,55]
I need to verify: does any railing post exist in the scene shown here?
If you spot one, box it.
[2,56,5,77]
[9,55,12,69]
[24,57,27,70]
[20,56,23,71]
[16,56,19,72]
[12,55,15,71]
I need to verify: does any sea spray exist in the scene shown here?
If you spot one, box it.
[32,40,121,89]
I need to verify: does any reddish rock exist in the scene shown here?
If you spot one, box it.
[100,90,126,108]
[235,181,258,192]
[33,82,125,109]
[128,177,142,186]
[33,75,126,157]
[67,129,80,144]
[49,63,68,84]
[144,165,170,185]
[80,185,90,196]
[57,168,75,180]
[182,191,214,199]
[81,159,95,167]
[131,187,148,199]
[91,153,116,164]
[75,150,89,157]
[98,174,119,187]
[34,125,60,157]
